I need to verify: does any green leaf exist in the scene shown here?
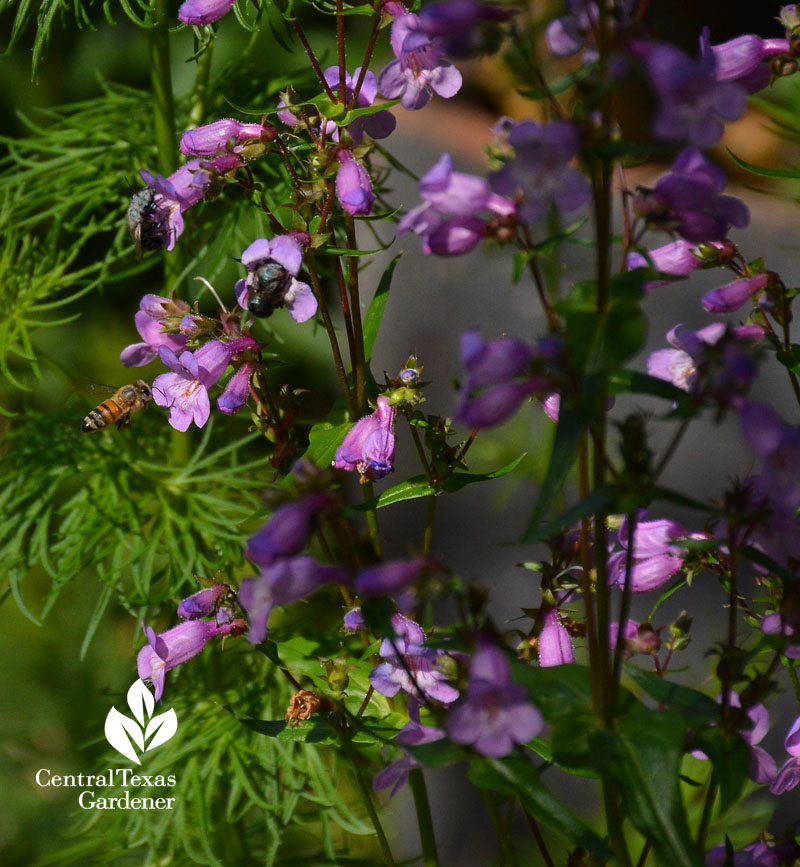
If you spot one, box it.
[306,93,345,118]
[523,485,618,543]
[591,705,700,866]
[337,98,402,126]
[404,739,465,768]
[316,245,385,256]
[517,63,595,99]
[363,253,402,365]
[303,421,353,469]
[610,370,688,404]
[441,452,527,493]
[522,402,584,540]
[727,148,800,179]
[624,665,719,727]
[353,475,435,511]
[510,661,593,722]
[550,712,601,778]
[468,756,612,858]
[693,727,750,814]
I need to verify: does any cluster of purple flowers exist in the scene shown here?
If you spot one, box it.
[138,584,246,701]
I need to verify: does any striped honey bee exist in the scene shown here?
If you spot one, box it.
[81,380,153,433]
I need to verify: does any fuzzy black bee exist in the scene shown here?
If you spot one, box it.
[247,261,293,318]
[127,187,167,255]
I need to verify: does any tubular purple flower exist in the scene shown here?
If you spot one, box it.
[701,273,769,313]
[769,716,800,794]
[417,0,514,57]
[700,27,790,93]
[634,148,749,243]
[369,614,459,704]
[398,153,514,256]
[445,644,543,757]
[631,39,747,149]
[356,558,431,597]
[626,239,703,288]
[180,118,269,157]
[455,330,541,428]
[137,619,241,701]
[343,607,366,632]
[335,151,375,216]
[238,556,351,644]
[762,612,800,659]
[152,340,230,432]
[378,10,463,110]
[545,0,598,58]
[538,608,575,667]
[740,402,800,513]
[178,0,235,25]
[177,584,228,620]
[217,363,255,414]
[489,119,590,225]
[608,514,693,593]
[246,493,330,566]
[333,396,396,482]
[121,310,188,367]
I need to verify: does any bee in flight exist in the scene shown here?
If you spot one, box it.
[81,380,153,433]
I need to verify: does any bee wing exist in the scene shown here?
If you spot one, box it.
[71,376,119,397]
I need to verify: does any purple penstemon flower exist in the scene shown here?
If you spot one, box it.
[446,643,543,757]
[178,0,235,25]
[333,396,396,482]
[399,153,515,256]
[647,322,761,400]
[545,0,599,59]
[180,118,274,157]
[236,235,317,323]
[761,611,800,660]
[417,0,514,58]
[607,513,696,593]
[152,340,230,432]
[120,297,189,367]
[701,273,769,313]
[215,335,260,415]
[378,4,463,110]
[335,149,375,216]
[343,607,366,633]
[355,557,432,597]
[489,118,591,225]
[246,492,330,566]
[177,584,229,620]
[373,698,446,796]
[739,402,800,514]
[769,715,800,794]
[537,607,575,667]
[633,148,749,243]
[137,618,244,701]
[455,329,546,428]
[238,556,351,644]
[700,27,791,94]
[631,39,747,149]
[369,614,459,704]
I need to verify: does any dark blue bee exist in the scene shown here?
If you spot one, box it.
[248,261,293,318]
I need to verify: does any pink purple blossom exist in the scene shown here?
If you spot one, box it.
[246,493,330,566]
[701,27,790,94]
[333,396,396,482]
[633,148,749,243]
[178,0,235,25]
[152,340,230,432]
[180,118,273,157]
[378,5,463,110]
[398,153,515,256]
[489,119,591,225]
[445,644,542,757]
[120,295,189,367]
[701,273,769,313]
[369,614,459,705]
[538,607,575,667]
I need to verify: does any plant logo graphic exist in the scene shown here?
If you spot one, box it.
[104,679,178,765]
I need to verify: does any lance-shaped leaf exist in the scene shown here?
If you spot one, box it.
[363,253,402,366]
[104,707,144,765]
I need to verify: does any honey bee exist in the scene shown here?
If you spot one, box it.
[81,380,153,433]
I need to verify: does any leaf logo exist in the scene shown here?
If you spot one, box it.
[104,680,178,765]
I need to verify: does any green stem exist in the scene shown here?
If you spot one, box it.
[524,810,554,867]
[148,0,179,286]
[788,664,800,708]
[422,494,436,556]
[188,32,214,127]
[362,481,383,559]
[345,215,367,413]
[480,789,518,867]
[612,511,637,689]
[339,729,395,866]
[408,769,439,867]
[696,771,717,853]
[305,253,356,417]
